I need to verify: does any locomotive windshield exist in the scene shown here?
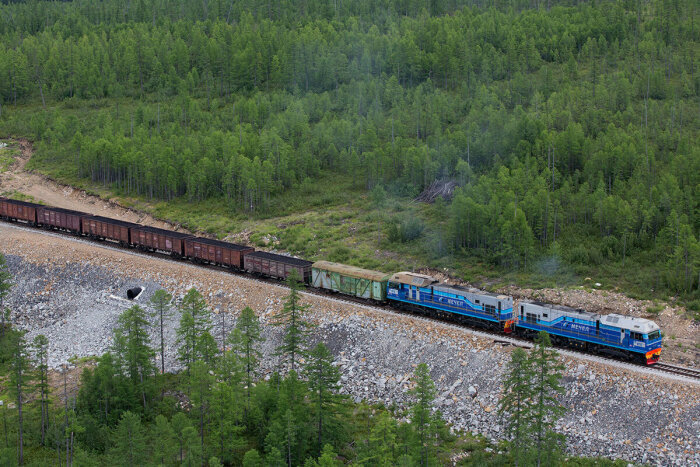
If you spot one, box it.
[647,330,661,340]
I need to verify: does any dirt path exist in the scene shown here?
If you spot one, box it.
[0,138,185,231]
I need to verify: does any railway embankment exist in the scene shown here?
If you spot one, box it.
[2,223,699,465]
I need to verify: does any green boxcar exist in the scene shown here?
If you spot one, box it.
[312,261,390,301]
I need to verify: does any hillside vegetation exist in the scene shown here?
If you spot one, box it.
[0,0,698,306]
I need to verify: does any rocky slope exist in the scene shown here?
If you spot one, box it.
[1,223,699,465]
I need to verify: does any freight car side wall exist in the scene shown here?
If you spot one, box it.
[244,256,312,283]
[81,217,131,243]
[311,268,388,301]
[130,227,192,257]
[0,198,39,223]
[36,207,84,232]
[184,239,254,269]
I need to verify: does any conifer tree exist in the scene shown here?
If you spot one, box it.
[304,342,342,456]
[171,412,192,463]
[149,289,173,375]
[272,270,313,373]
[152,414,177,466]
[243,448,263,467]
[316,444,341,466]
[230,306,264,414]
[209,377,245,464]
[0,253,12,339]
[176,288,215,373]
[366,412,398,465]
[33,334,50,447]
[527,332,565,466]
[409,363,438,466]
[189,360,214,460]
[265,446,285,467]
[498,347,533,466]
[112,305,156,412]
[111,411,146,467]
[182,425,202,467]
[9,331,31,465]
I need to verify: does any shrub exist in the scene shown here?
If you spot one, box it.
[387,216,425,243]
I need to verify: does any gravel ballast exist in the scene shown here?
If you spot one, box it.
[1,223,698,465]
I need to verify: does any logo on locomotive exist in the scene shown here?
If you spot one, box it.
[568,323,590,333]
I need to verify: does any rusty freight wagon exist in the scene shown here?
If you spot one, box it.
[184,237,255,269]
[81,215,140,245]
[312,261,390,301]
[129,225,193,257]
[36,206,88,233]
[244,251,313,283]
[0,197,40,224]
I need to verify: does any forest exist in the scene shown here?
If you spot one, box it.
[0,0,698,303]
[0,254,570,466]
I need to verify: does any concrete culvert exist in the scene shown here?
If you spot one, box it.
[126,287,143,300]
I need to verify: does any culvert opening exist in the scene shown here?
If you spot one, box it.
[126,287,143,300]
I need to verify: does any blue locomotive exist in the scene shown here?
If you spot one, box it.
[517,301,662,364]
[387,272,515,333]
[383,271,661,365]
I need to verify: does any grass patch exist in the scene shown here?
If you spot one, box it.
[0,140,18,172]
[0,190,43,203]
[646,302,664,316]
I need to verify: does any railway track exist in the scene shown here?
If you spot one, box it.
[653,363,700,379]
[1,219,699,384]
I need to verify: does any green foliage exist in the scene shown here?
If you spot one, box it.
[1,0,698,298]
[498,347,532,465]
[243,449,263,467]
[388,216,425,243]
[230,307,265,416]
[112,305,156,413]
[151,415,177,466]
[408,363,449,465]
[8,331,31,465]
[303,343,345,456]
[0,253,12,339]
[498,332,566,465]
[528,332,566,464]
[272,271,314,373]
[110,411,147,467]
[149,289,173,376]
[32,334,50,447]
[176,288,216,372]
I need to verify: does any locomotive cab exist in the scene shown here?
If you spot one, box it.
[600,314,663,364]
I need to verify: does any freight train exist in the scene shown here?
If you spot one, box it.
[0,197,663,365]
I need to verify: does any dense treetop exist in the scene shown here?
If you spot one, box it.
[0,0,698,299]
